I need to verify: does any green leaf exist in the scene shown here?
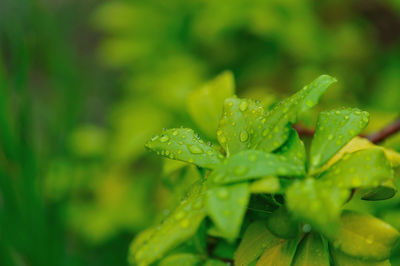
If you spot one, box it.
[319,148,393,190]
[292,233,330,266]
[266,206,299,239]
[360,179,397,201]
[330,211,400,261]
[206,182,250,241]
[249,176,281,194]
[286,179,350,237]
[257,75,337,152]
[276,129,306,170]
[234,221,283,266]
[146,128,223,169]
[310,108,369,171]
[217,97,265,156]
[255,236,300,266]
[159,254,201,266]
[187,71,235,138]
[209,150,305,185]
[132,182,206,265]
[330,248,390,266]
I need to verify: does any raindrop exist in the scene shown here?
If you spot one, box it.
[160,135,169,143]
[240,131,249,142]
[239,101,248,111]
[217,188,229,199]
[188,145,204,154]
[172,130,179,136]
[234,165,249,176]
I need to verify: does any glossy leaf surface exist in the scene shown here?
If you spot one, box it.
[320,148,393,190]
[330,248,390,266]
[133,183,206,265]
[209,150,305,185]
[206,182,250,241]
[310,108,369,171]
[187,71,235,138]
[330,211,399,261]
[217,97,265,156]
[146,128,223,169]
[159,253,201,266]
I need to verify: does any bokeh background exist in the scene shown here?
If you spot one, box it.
[0,0,399,265]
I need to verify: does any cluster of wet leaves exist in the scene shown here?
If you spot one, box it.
[130,74,400,266]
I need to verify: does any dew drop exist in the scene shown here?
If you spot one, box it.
[160,135,169,143]
[174,211,186,220]
[188,145,204,154]
[328,134,333,140]
[217,188,229,199]
[234,165,249,176]
[180,219,190,229]
[172,130,179,136]
[306,100,314,107]
[239,101,248,111]
[240,131,249,142]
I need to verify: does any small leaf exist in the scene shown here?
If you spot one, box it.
[146,128,223,169]
[319,148,393,190]
[234,221,283,266]
[310,108,369,171]
[360,179,397,201]
[257,75,336,152]
[133,182,206,265]
[323,137,400,170]
[250,176,281,194]
[286,179,350,237]
[330,248,390,266]
[217,97,265,156]
[330,210,400,261]
[266,206,299,239]
[187,71,235,138]
[255,236,301,266]
[209,150,305,185]
[206,183,250,241]
[292,233,330,266]
[159,253,201,266]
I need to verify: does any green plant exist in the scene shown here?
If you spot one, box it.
[129,75,400,266]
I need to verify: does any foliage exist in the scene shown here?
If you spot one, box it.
[130,75,400,265]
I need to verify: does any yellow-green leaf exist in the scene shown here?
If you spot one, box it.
[146,128,223,169]
[292,233,330,266]
[361,179,397,201]
[331,248,390,266]
[320,148,393,191]
[255,236,301,266]
[250,176,281,194]
[234,221,283,266]
[132,182,206,265]
[159,253,201,266]
[187,71,235,138]
[330,211,400,261]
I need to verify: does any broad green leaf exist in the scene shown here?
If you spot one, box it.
[159,254,201,266]
[320,148,393,190]
[292,233,330,266]
[250,176,281,194]
[217,97,265,156]
[331,248,390,266]
[323,137,400,170]
[286,179,350,237]
[133,182,206,265]
[206,183,250,241]
[266,206,299,239]
[234,221,283,266]
[257,75,337,152]
[255,236,300,266]
[360,179,397,201]
[330,211,400,261]
[209,150,305,185]
[276,129,306,170]
[187,71,235,138]
[128,227,157,265]
[146,128,223,169]
[310,108,369,171]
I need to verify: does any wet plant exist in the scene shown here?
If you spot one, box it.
[129,75,400,266]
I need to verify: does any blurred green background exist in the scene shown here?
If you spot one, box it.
[0,0,399,265]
